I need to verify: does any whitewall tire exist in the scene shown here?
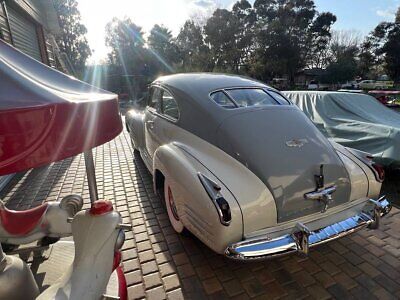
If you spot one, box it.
[164,179,184,233]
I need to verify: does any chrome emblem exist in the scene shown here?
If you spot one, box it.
[285,139,308,148]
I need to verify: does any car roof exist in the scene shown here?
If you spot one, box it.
[154,73,271,96]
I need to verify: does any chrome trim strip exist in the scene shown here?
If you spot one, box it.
[225,197,391,261]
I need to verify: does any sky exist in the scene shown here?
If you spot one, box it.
[78,0,400,63]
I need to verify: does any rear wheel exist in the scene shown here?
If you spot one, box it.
[164,179,184,233]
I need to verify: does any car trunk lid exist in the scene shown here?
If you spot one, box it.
[217,106,351,223]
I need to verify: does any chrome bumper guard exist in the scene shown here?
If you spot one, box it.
[225,197,392,261]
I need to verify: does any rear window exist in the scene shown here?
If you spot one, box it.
[210,91,236,109]
[210,88,289,108]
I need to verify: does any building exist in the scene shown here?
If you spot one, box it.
[0,0,61,190]
[295,68,327,88]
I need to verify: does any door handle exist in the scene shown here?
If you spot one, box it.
[146,120,154,129]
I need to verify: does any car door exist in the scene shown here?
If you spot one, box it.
[144,87,162,162]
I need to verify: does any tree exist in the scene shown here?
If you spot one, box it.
[53,0,91,77]
[251,0,336,82]
[231,0,256,72]
[176,20,210,71]
[361,10,400,81]
[306,13,337,68]
[380,23,400,81]
[204,8,242,71]
[147,24,178,75]
[323,44,358,84]
[105,17,148,98]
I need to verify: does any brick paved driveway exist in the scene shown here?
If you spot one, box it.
[1,129,400,300]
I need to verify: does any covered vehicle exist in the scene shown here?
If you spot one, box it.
[126,74,391,260]
[283,91,400,168]
[368,90,400,108]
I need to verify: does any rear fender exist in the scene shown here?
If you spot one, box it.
[153,143,243,254]
[330,140,381,198]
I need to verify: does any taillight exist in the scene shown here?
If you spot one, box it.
[372,163,385,182]
[215,196,232,225]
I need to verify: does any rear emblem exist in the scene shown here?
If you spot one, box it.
[286,139,308,148]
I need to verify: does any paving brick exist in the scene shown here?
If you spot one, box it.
[222,279,244,297]
[155,251,172,264]
[343,251,365,265]
[358,262,381,278]
[271,268,294,285]
[374,274,400,294]
[177,263,195,278]
[315,271,336,288]
[333,272,357,290]
[242,278,266,297]
[138,249,155,263]
[146,286,166,300]
[255,269,275,285]
[351,285,378,300]
[214,267,235,282]
[125,270,142,285]
[372,288,396,300]
[376,262,400,280]
[202,277,223,295]
[306,284,331,300]
[299,259,322,274]
[166,288,184,300]
[384,236,400,248]
[144,272,162,289]
[195,264,215,280]
[327,283,352,299]
[142,260,158,275]
[361,252,383,267]
[282,281,309,299]
[264,281,288,299]
[381,253,400,268]
[355,273,381,293]
[172,252,189,266]
[158,263,176,278]
[163,274,181,291]
[292,270,316,287]
[123,258,140,272]
[128,283,145,300]
[319,260,341,276]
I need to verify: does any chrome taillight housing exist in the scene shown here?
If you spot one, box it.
[198,173,232,226]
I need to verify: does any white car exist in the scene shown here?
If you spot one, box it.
[126,73,391,260]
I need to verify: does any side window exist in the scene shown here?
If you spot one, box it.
[161,90,179,120]
[148,87,162,112]
[210,91,236,108]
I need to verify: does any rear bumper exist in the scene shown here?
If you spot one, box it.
[225,197,391,261]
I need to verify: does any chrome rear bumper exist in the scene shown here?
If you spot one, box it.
[225,197,391,261]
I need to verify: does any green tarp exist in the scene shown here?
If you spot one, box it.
[283,91,400,166]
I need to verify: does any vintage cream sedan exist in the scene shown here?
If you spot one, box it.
[125,73,391,260]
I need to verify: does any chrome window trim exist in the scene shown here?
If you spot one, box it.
[208,86,292,109]
[147,84,180,124]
